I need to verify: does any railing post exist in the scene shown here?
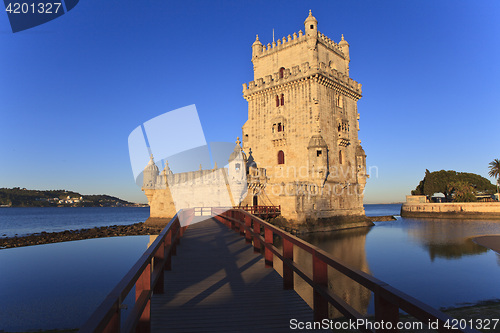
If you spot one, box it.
[102,304,120,333]
[374,289,399,333]
[136,262,151,333]
[239,212,245,236]
[154,241,165,294]
[253,220,261,253]
[165,230,172,270]
[230,214,236,231]
[171,223,177,256]
[283,238,293,290]
[313,253,328,321]
[264,227,273,268]
[244,214,252,243]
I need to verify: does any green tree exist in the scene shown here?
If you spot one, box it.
[488,158,500,185]
[411,170,496,201]
[447,181,477,202]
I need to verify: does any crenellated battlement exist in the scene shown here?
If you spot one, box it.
[145,167,227,190]
[144,165,268,191]
[317,31,345,57]
[253,30,345,60]
[242,61,362,97]
[255,30,305,57]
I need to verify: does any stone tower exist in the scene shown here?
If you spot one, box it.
[241,11,369,229]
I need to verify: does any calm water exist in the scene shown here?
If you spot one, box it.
[296,204,500,316]
[0,206,150,237]
[363,203,402,216]
[1,204,500,330]
[0,235,152,331]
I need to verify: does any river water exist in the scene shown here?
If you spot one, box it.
[0,205,499,330]
[296,204,500,317]
[0,206,150,237]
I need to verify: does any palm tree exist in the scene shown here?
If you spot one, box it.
[489,158,500,196]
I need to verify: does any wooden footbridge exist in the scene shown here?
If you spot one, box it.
[80,208,479,333]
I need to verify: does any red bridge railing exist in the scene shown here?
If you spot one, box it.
[214,208,479,333]
[80,209,193,333]
[234,205,280,217]
[80,207,479,332]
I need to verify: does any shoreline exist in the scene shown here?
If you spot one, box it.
[1,214,398,248]
[472,235,500,254]
[0,223,163,249]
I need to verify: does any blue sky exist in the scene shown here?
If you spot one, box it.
[0,0,499,204]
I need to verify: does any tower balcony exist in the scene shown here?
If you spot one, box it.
[338,137,350,147]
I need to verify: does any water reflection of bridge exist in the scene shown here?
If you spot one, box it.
[80,209,479,333]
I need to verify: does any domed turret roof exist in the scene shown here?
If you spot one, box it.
[252,34,262,46]
[308,134,327,148]
[161,160,173,176]
[145,154,159,173]
[229,137,247,162]
[339,34,349,46]
[246,148,257,170]
[304,10,317,25]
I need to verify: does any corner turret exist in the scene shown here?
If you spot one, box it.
[304,10,318,49]
[339,34,350,74]
[307,134,328,181]
[252,35,263,59]
[339,34,349,57]
[143,154,159,189]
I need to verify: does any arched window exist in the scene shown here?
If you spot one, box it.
[277,123,282,132]
[278,150,285,165]
[339,150,343,165]
[280,93,284,106]
[336,94,343,108]
[279,67,285,79]
[276,95,279,107]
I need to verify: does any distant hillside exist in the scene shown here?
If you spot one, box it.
[0,188,143,207]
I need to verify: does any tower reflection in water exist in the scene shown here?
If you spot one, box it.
[274,227,372,318]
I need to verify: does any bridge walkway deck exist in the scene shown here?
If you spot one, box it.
[150,218,320,332]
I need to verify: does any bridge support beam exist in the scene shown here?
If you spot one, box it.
[283,239,293,290]
[313,253,328,321]
[253,220,261,253]
[244,215,252,243]
[375,289,400,332]
[264,228,273,268]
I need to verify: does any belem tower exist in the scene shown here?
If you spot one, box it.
[142,11,370,231]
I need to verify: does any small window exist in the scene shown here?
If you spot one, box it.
[279,67,285,79]
[280,94,284,106]
[235,163,241,171]
[317,150,322,157]
[310,25,314,29]
[339,150,343,165]
[276,95,279,107]
[277,123,282,132]
[278,150,285,165]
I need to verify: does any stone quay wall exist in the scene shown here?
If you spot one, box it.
[401,202,500,219]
